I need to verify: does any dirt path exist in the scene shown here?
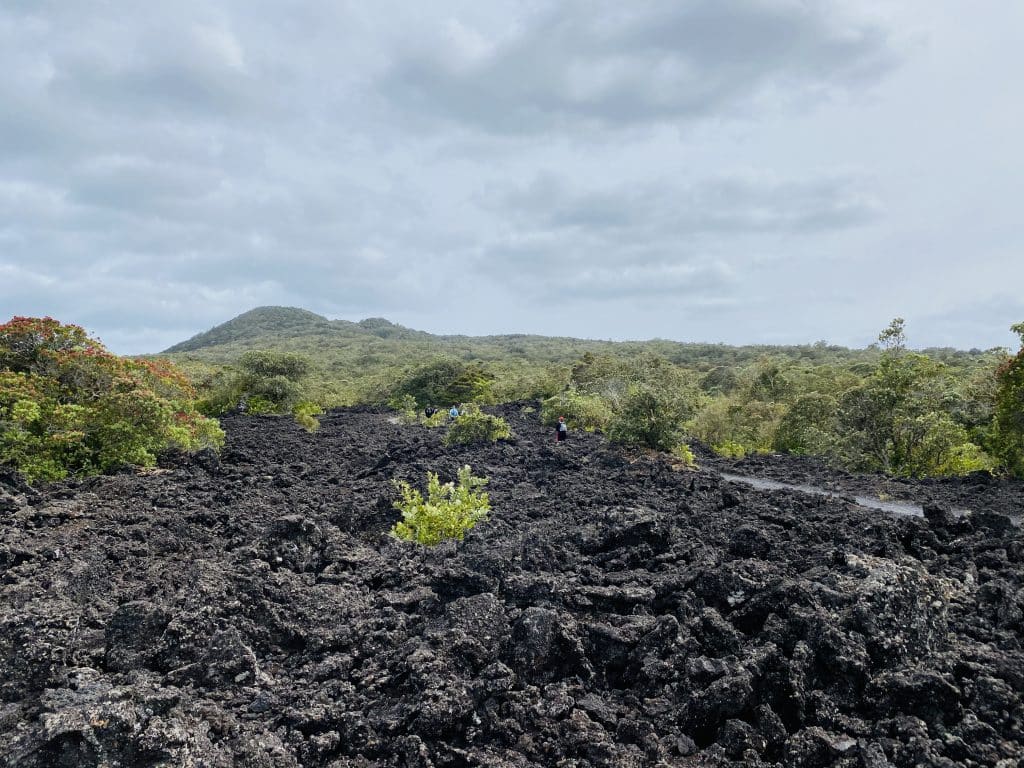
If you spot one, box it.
[1,404,1022,766]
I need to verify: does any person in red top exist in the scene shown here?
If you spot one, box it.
[555,416,568,443]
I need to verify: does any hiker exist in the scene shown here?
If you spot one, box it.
[555,415,568,443]
[448,405,460,421]
[425,406,437,418]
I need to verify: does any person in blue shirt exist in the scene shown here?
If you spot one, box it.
[448,405,460,421]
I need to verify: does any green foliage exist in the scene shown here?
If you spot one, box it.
[391,393,419,424]
[878,317,907,352]
[293,400,324,432]
[238,350,312,381]
[713,440,748,459]
[700,366,740,395]
[443,404,512,446]
[540,388,613,432]
[563,352,702,452]
[198,349,315,416]
[607,382,697,451]
[162,306,1006,479]
[391,465,490,546]
[0,317,223,482]
[390,358,494,409]
[689,397,783,455]
[421,409,448,428]
[834,329,986,477]
[774,393,838,455]
[991,324,1024,477]
[671,443,697,468]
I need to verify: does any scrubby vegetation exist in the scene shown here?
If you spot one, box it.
[444,404,512,446]
[163,309,1020,479]
[4,308,1022,484]
[391,465,491,545]
[540,388,612,433]
[991,322,1024,476]
[0,317,223,482]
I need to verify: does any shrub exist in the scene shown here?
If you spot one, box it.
[200,350,315,416]
[421,409,448,428]
[238,350,312,381]
[389,393,419,424]
[713,440,748,459]
[391,465,490,546]
[671,443,697,468]
[774,393,838,455]
[390,358,494,408]
[541,388,613,432]
[444,404,511,446]
[0,317,224,482]
[606,383,695,451]
[689,396,784,455]
[293,400,324,432]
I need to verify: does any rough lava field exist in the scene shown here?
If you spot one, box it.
[2,404,1023,767]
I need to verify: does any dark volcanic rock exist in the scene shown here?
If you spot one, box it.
[1,403,1023,766]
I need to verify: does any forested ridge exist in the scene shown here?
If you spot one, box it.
[158,307,1022,482]
[1,308,1021,483]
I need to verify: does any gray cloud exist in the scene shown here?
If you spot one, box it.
[381,0,895,133]
[491,172,879,238]
[0,2,1019,352]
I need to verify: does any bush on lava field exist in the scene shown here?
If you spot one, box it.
[391,465,490,545]
[443,404,511,446]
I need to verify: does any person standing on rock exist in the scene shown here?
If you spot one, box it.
[555,416,568,443]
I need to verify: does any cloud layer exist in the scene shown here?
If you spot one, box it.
[0,1,1020,352]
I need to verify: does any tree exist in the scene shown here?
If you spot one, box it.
[607,383,696,451]
[878,317,907,352]
[0,317,223,482]
[199,350,314,415]
[991,323,1024,477]
[774,393,837,455]
[390,358,494,408]
[833,320,990,476]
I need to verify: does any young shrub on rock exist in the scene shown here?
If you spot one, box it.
[391,465,490,546]
[292,401,324,433]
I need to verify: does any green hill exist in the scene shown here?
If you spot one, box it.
[160,306,997,409]
[164,307,360,352]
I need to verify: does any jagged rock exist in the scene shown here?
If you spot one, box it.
[0,405,1022,766]
[105,600,170,672]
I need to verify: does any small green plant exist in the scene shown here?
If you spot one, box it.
[293,400,324,432]
[671,443,697,469]
[391,465,491,546]
[713,440,748,459]
[443,403,511,445]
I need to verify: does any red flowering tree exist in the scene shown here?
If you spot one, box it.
[0,317,223,482]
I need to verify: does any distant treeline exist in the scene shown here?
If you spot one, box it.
[161,308,1024,480]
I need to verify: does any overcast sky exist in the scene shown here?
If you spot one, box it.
[1,1,1021,353]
